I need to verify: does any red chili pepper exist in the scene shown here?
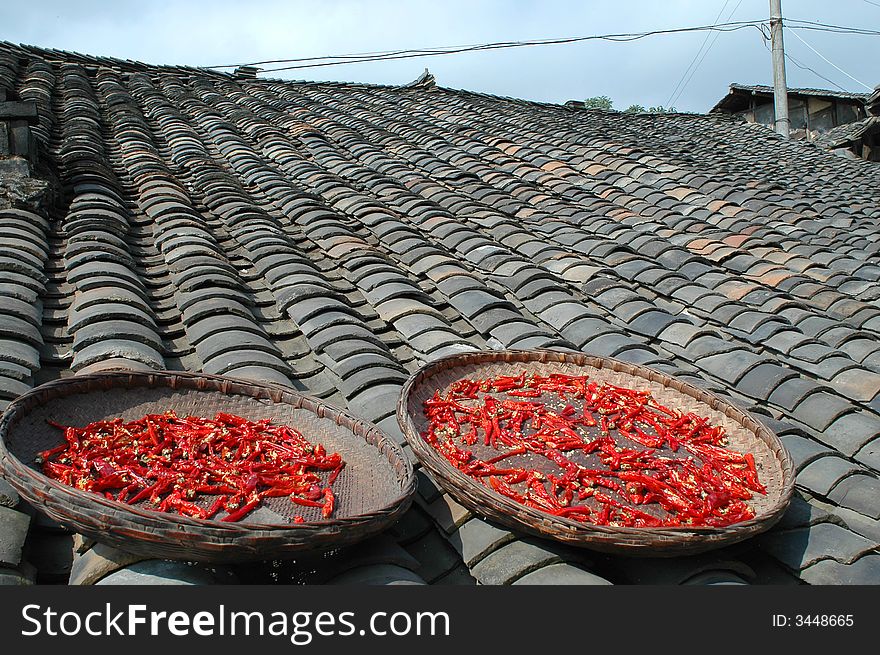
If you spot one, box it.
[422,371,765,528]
[220,497,260,522]
[41,412,345,523]
[321,488,335,518]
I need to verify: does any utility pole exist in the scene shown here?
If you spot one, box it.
[769,0,790,138]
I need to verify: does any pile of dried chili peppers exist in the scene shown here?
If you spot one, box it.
[423,372,766,528]
[37,411,345,523]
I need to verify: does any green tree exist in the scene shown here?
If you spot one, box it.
[625,104,677,114]
[583,97,680,113]
[583,95,613,110]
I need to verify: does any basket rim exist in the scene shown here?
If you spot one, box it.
[0,370,416,533]
[396,348,796,550]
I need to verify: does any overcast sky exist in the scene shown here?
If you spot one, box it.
[2,1,878,112]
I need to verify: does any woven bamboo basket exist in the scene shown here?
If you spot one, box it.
[397,349,795,556]
[0,371,415,562]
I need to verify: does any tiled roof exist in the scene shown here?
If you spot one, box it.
[813,116,880,150]
[712,83,872,114]
[728,83,872,101]
[2,41,880,585]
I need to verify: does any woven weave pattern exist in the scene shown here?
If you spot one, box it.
[0,371,415,562]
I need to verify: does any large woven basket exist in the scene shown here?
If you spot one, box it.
[397,349,795,557]
[0,371,415,562]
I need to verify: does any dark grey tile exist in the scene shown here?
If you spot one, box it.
[829,368,880,403]
[310,325,389,354]
[433,563,477,585]
[298,310,364,337]
[194,330,278,362]
[423,493,472,534]
[445,517,515,567]
[695,349,769,384]
[469,540,562,585]
[685,335,739,358]
[408,330,470,354]
[388,506,434,545]
[800,553,880,584]
[339,366,408,398]
[767,377,824,411]
[789,392,855,433]
[326,564,425,585]
[820,411,880,456]
[68,302,156,333]
[827,475,880,519]
[223,366,296,387]
[796,457,862,496]
[657,321,712,347]
[855,438,880,471]
[327,352,404,379]
[489,321,550,347]
[447,290,510,319]
[0,375,31,400]
[515,277,562,301]
[779,434,834,471]
[0,506,30,568]
[415,470,443,504]
[72,339,164,371]
[374,298,445,324]
[72,319,163,352]
[775,493,835,530]
[345,383,402,422]
[734,363,797,401]
[524,291,578,315]
[512,562,612,585]
[538,302,594,330]
[628,311,682,338]
[581,332,644,357]
[200,349,290,376]
[758,522,877,570]
[404,529,463,583]
[469,307,524,334]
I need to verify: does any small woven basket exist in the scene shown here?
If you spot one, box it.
[0,371,415,562]
[397,349,795,557]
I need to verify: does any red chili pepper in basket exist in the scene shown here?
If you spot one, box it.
[39,412,346,523]
[422,371,766,529]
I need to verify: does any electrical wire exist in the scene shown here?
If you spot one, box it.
[206,16,880,86]
[784,19,880,36]
[785,27,873,90]
[758,25,848,92]
[665,0,731,107]
[667,0,746,108]
[207,20,766,73]
[862,0,880,8]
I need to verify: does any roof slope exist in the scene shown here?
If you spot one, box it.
[712,82,872,114]
[2,41,880,585]
[727,82,872,101]
[814,116,880,150]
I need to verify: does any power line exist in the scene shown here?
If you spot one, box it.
[758,25,848,92]
[863,0,880,8]
[208,20,766,73]
[784,19,880,36]
[786,27,873,90]
[668,0,746,108]
[665,0,731,107]
[205,15,880,91]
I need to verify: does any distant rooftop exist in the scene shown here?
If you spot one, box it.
[712,83,874,114]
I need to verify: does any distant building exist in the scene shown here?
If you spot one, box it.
[712,83,880,161]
